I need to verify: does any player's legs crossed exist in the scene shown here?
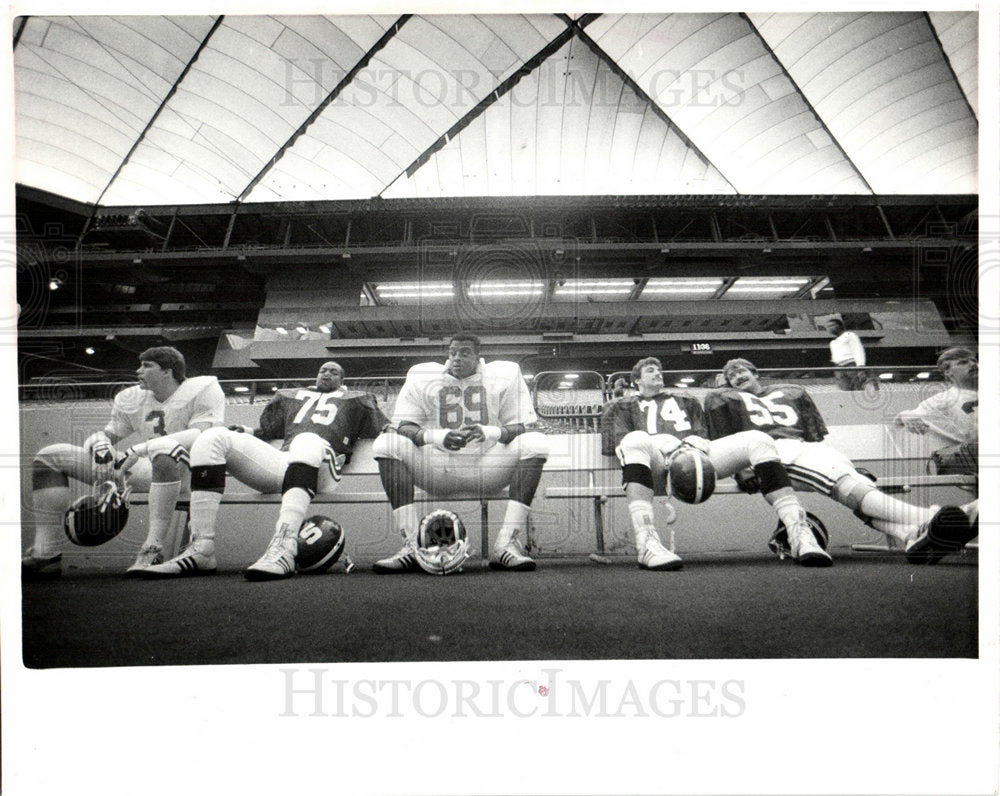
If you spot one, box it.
[616,431,682,571]
[709,432,831,567]
[784,441,976,563]
[144,428,286,578]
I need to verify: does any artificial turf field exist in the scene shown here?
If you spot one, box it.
[22,551,978,667]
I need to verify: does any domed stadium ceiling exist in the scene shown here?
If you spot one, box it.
[13,11,978,207]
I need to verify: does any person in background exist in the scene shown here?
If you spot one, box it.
[826,317,871,391]
[894,347,978,478]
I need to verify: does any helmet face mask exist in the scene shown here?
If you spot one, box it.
[415,509,470,575]
[64,480,131,546]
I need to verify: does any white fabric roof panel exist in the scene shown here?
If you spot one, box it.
[13,12,979,206]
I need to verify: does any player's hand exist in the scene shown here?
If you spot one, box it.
[442,430,472,451]
[115,447,141,474]
[682,436,712,455]
[652,434,682,457]
[734,467,760,494]
[898,417,930,434]
[83,431,116,465]
[465,425,502,449]
[227,424,254,433]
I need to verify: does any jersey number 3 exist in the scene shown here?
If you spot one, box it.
[438,385,489,428]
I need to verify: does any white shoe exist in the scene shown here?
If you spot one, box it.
[905,505,975,565]
[22,549,62,581]
[125,544,164,577]
[638,534,682,571]
[373,544,421,574]
[489,530,536,572]
[245,533,297,581]
[788,514,833,567]
[141,540,217,578]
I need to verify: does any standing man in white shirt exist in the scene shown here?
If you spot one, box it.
[826,317,870,391]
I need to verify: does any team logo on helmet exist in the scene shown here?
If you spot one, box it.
[64,480,131,546]
[295,515,346,573]
[415,509,470,575]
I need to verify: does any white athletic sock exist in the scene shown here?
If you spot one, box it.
[495,500,530,549]
[145,480,181,549]
[628,499,656,548]
[866,518,914,543]
[189,491,223,545]
[393,504,419,546]
[30,485,71,557]
[860,492,933,528]
[276,487,312,538]
[770,494,806,538]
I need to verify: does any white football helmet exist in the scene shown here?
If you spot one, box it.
[415,509,470,575]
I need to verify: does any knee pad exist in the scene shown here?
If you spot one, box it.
[753,460,792,495]
[282,461,319,496]
[512,431,549,460]
[832,475,877,514]
[622,463,655,491]
[191,463,226,492]
[286,431,326,467]
[31,458,67,490]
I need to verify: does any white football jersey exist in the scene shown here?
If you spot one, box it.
[392,360,536,430]
[105,375,225,442]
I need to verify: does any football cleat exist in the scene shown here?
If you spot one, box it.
[21,550,62,581]
[489,530,536,572]
[788,513,833,567]
[905,506,976,565]
[373,544,421,574]
[245,533,298,581]
[124,544,164,577]
[140,540,217,578]
[638,534,682,571]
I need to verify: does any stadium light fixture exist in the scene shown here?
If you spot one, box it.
[48,277,62,291]
[878,373,893,380]
[84,346,95,355]
[915,372,930,379]
[234,386,250,393]
[275,327,288,334]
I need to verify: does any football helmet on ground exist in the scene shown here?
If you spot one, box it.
[415,509,470,575]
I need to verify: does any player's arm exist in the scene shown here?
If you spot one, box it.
[86,390,137,465]
[397,421,471,451]
[797,390,829,442]
[359,394,392,439]
[704,392,738,439]
[610,397,638,449]
[248,395,287,441]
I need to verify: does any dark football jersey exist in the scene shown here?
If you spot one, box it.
[254,388,389,457]
[610,391,708,449]
[704,384,828,442]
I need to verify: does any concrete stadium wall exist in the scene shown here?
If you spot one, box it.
[18,384,969,571]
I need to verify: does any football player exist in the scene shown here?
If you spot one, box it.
[143,361,388,580]
[608,357,831,570]
[709,358,978,563]
[371,333,549,572]
[23,347,225,579]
